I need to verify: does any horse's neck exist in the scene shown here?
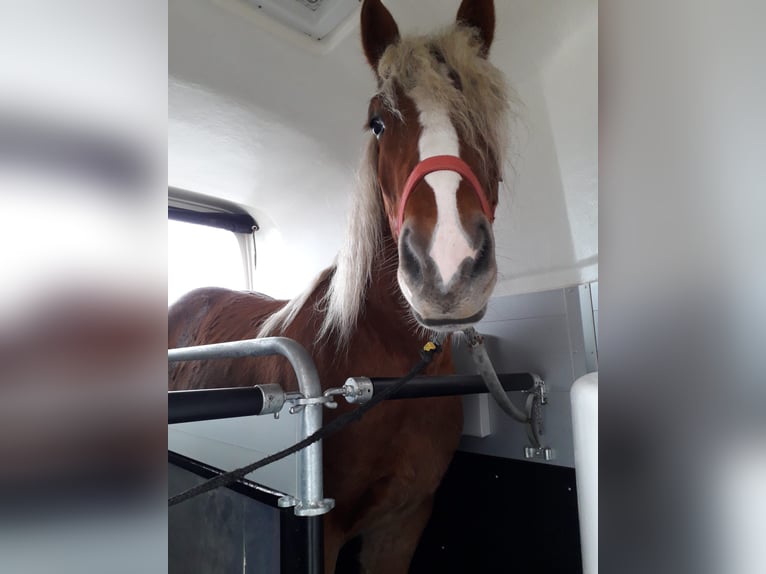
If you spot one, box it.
[335,233,454,378]
[365,234,407,319]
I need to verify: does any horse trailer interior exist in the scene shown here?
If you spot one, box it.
[167,1,597,572]
[5,1,766,573]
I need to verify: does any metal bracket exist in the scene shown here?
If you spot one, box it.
[278,495,335,516]
[524,446,556,461]
[277,495,297,508]
[523,373,551,454]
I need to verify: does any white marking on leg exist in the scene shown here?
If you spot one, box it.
[414,97,476,287]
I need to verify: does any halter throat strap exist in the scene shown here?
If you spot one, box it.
[396,155,494,234]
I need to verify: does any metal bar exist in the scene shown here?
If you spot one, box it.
[370,372,536,399]
[168,387,265,424]
[168,337,331,517]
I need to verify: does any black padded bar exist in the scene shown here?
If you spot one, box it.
[371,372,536,399]
[167,373,536,424]
[168,206,257,234]
[169,387,264,424]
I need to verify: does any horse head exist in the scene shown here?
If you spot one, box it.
[361,0,508,332]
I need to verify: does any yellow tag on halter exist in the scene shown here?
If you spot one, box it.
[423,342,437,352]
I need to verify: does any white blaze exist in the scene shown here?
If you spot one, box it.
[414,97,477,287]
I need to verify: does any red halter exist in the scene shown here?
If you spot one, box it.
[396,154,495,235]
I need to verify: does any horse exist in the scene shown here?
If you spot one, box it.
[169,0,511,571]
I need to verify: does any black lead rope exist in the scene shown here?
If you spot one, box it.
[168,341,442,507]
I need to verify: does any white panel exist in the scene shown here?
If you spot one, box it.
[168,413,300,497]
[710,439,766,574]
[461,394,492,438]
[571,372,598,574]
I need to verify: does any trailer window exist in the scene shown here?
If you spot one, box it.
[168,219,245,305]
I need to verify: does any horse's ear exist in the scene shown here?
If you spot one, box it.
[361,0,400,72]
[456,0,495,57]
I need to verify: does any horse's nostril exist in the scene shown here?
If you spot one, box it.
[401,231,422,281]
[474,243,489,272]
[472,226,494,276]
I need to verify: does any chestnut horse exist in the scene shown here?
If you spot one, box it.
[169,0,511,572]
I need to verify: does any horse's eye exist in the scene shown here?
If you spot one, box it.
[369,117,385,138]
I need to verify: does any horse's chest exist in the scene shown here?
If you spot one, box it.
[328,396,462,503]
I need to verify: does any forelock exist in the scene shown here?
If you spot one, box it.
[375,24,515,172]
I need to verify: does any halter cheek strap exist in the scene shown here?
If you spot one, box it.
[396,155,495,235]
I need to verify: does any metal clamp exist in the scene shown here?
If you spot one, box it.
[342,377,374,404]
[257,383,287,415]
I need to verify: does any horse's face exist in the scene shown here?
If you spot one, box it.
[362,0,504,331]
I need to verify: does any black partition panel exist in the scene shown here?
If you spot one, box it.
[410,451,583,573]
[169,452,323,574]
[335,452,582,574]
[171,450,580,574]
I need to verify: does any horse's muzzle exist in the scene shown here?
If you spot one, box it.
[397,221,497,331]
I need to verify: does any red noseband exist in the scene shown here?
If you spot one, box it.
[396,155,495,235]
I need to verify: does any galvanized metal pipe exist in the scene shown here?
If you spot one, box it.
[463,328,531,423]
[168,337,332,516]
